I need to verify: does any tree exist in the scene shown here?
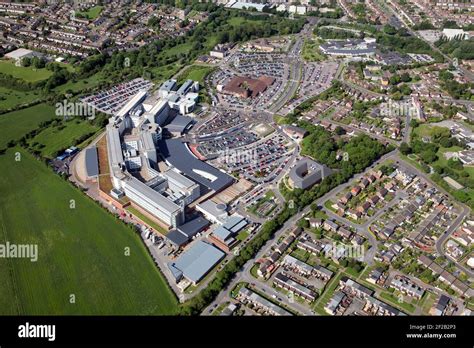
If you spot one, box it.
[298,219,309,229]
[335,126,346,135]
[399,142,412,155]
[420,150,438,164]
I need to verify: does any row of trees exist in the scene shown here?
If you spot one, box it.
[436,37,474,61]
[22,56,47,69]
[315,27,362,40]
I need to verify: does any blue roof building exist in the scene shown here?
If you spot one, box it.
[170,240,225,284]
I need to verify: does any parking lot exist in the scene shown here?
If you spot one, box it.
[81,78,153,114]
[214,133,294,183]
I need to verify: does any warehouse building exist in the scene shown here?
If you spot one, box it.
[168,240,225,284]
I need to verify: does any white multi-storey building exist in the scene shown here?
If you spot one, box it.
[122,177,184,227]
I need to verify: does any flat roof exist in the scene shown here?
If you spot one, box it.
[160,79,177,92]
[228,1,267,11]
[106,126,124,167]
[213,225,233,241]
[116,90,147,118]
[177,80,193,95]
[289,157,332,185]
[164,115,194,134]
[157,139,234,192]
[177,216,210,238]
[149,99,169,116]
[172,240,225,283]
[196,200,228,220]
[84,146,99,178]
[140,130,155,151]
[163,169,197,190]
[5,48,34,59]
[167,216,209,247]
[124,176,181,214]
[222,215,245,230]
[166,230,189,247]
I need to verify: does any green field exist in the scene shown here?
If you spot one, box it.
[54,72,104,94]
[412,124,444,139]
[0,104,56,148]
[227,17,263,27]
[0,148,178,314]
[76,5,103,20]
[151,63,182,83]
[177,65,215,84]
[28,119,99,158]
[379,291,416,314]
[0,87,44,112]
[0,60,52,82]
[302,39,326,62]
[162,42,194,59]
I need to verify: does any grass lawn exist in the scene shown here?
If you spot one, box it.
[162,42,194,59]
[411,124,443,139]
[0,104,56,148]
[76,5,103,20]
[379,291,416,314]
[54,73,104,94]
[0,148,178,314]
[344,265,365,278]
[176,65,215,84]
[0,60,52,82]
[313,272,343,315]
[433,146,463,168]
[236,230,249,241]
[302,38,326,62]
[152,63,182,84]
[0,87,44,112]
[323,199,336,212]
[249,264,260,279]
[421,292,437,313]
[227,17,263,27]
[28,119,99,158]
